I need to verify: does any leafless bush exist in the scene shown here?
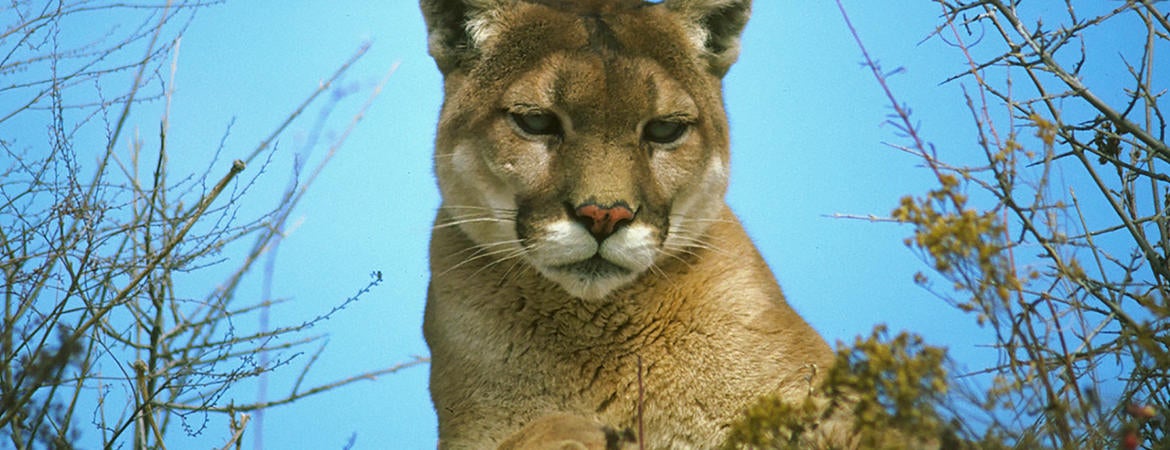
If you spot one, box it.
[876,0,1166,447]
[1,2,418,448]
[911,1,1168,447]
[729,1,1167,448]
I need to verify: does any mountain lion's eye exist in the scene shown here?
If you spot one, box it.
[643,120,688,144]
[511,112,562,136]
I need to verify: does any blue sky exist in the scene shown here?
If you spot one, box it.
[8,1,1151,448]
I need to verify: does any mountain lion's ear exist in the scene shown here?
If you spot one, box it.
[419,0,516,74]
[661,0,751,77]
[420,0,750,76]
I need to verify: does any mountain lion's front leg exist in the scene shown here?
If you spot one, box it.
[498,414,637,450]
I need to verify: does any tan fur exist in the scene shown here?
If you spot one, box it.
[419,1,834,448]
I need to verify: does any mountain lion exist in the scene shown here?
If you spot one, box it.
[420,0,834,448]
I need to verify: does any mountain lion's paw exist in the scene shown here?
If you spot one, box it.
[498,414,637,450]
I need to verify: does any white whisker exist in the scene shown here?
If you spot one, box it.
[469,247,529,280]
[496,254,533,287]
[433,216,514,230]
[646,258,669,278]
[677,217,735,224]
[434,206,517,230]
[657,246,698,269]
[666,233,734,257]
[438,240,526,277]
[446,239,523,260]
[443,204,516,213]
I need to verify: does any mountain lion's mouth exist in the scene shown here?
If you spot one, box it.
[552,255,632,279]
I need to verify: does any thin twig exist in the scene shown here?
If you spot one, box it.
[160,356,429,413]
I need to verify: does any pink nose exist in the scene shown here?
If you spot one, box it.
[574,202,635,240]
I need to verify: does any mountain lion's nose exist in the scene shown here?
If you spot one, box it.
[573,202,634,241]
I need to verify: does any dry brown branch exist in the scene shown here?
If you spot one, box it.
[730,1,1168,448]
[1,3,407,448]
[854,0,1168,447]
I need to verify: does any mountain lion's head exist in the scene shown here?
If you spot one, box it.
[423,0,750,299]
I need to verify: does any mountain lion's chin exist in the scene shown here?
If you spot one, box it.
[538,259,640,300]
